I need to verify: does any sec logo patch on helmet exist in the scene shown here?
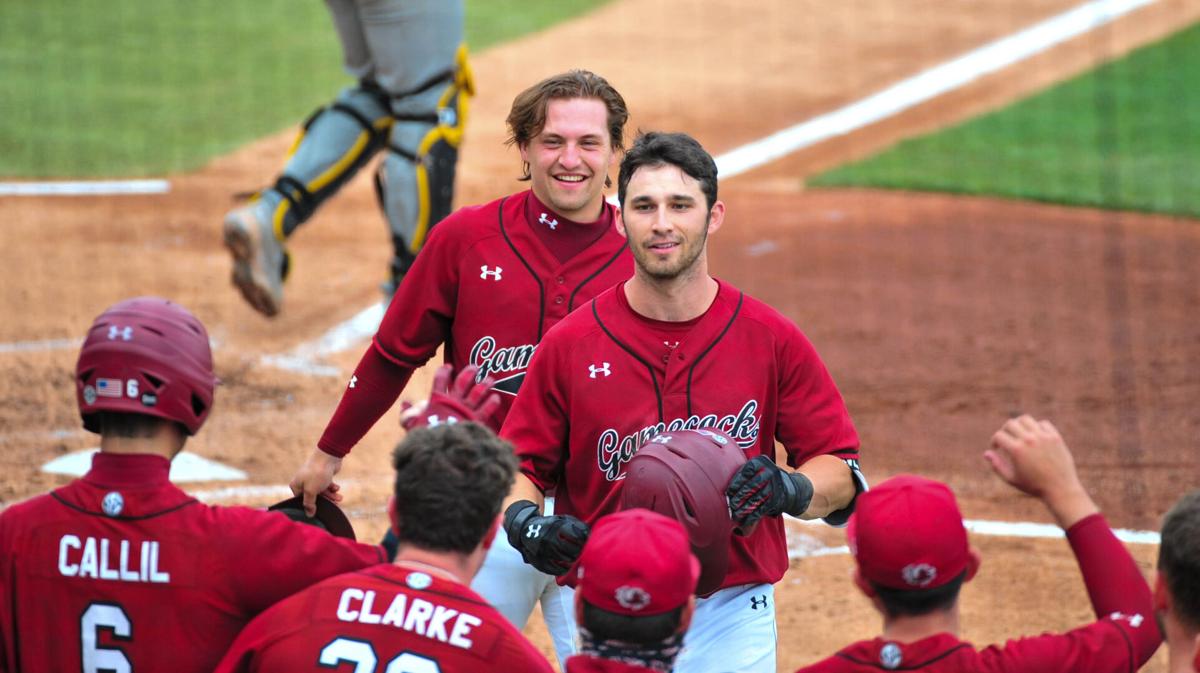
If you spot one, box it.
[83,385,97,405]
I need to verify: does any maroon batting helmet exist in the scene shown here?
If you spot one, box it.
[620,428,747,596]
[76,297,217,435]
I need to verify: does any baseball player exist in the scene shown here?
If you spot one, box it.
[566,509,700,673]
[1158,488,1200,673]
[224,0,471,316]
[797,415,1161,673]
[498,131,866,673]
[0,297,387,673]
[289,69,635,663]
[215,422,554,673]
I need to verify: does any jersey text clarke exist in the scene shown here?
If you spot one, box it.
[336,587,482,649]
[58,535,171,583]
[597,399,762,481]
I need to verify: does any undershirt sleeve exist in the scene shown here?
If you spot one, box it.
[317,345,414,457]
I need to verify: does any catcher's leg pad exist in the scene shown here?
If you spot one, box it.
[267,83,394,236]
[376,45,474,281]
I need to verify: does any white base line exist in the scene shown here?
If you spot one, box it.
[0,179,170,197]
[0,338,82,354]
[789,515,1160,554]
[715,0,1156,179]
[253,0,1154,376]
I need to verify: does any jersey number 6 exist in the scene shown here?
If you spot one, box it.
[81,603,132,673]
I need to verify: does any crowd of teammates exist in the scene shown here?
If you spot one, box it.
[4,60,1200,673]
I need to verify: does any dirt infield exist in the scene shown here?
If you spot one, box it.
[3,0,1199,670]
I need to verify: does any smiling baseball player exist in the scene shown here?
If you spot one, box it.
[290,70,635,665]
[498,131,866,672]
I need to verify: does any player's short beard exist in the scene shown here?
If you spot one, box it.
[632,220,709,282]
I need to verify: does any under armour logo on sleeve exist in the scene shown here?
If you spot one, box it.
[480,266,503,280]
[526,524,543,538]
[348,375,357,389]
[1108,611,1145,628]
[539,213,558,230]
[588,363,611,378]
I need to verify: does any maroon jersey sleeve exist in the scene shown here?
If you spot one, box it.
[979,513,1159,673]
[773,318,860,468]
[219,507,386,614]
[318,345,415,457]
[500,324,574,493]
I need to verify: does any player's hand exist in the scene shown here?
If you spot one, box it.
[726,455,814,534]
[986,415,1097,528]
[400,364,503,432]
[503,500,590,576]
[289,448,344,518]
[985,415,1082,497]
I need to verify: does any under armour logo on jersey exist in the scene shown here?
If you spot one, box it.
[750,595,768,610]
[588,363,611,378]
[348,375,357,389]
[107,325,133,341]
[480,265,503,280]
[1108,611,1145,628]
[426,414,458,427]
[538,213,558,230]
[525,524,543,538]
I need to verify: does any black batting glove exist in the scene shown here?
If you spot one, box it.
[503,500,590,576]
[726,455,814,534]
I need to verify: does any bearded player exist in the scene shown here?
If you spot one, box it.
[216,422,554,673]
[0,297,386,673]
[290,70,634,664]
[498,131,866,673]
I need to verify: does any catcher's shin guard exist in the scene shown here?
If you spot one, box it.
[261,82,393,238]
[376,45,474,289]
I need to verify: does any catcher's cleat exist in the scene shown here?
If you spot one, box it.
[223,202,289,317]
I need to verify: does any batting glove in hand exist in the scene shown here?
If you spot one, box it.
[726,455,814,534]
[400,364,502,432]
[503,500,590,576]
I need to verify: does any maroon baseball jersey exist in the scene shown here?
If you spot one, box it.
[502,280,860,589]
[319,189,632,456]
[0,452,385,673]
[215,562,555,673]
[796,514,1160,673]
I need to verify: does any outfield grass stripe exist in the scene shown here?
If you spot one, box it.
[716,0,1157,179]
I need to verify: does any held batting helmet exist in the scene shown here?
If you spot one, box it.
[76,297,217,435]
[620,428,747,596]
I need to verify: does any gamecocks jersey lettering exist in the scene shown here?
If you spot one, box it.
[502,280,860,591]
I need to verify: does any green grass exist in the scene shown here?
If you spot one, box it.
[0,0,611,178]
[810,21,1200,218]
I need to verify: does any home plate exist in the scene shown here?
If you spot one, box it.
[42,449,248,482]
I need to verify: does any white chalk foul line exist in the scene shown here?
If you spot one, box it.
[788,516,1160,559]
[0,179,170,197]
[256,0,1154,377]
[259,302,387,377]
[715,0,1156,179]
[0,338,82,354]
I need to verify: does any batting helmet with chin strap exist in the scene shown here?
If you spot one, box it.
[620,428,747,596]
[76,297,218,435]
